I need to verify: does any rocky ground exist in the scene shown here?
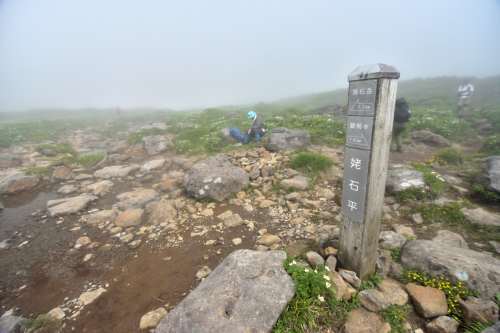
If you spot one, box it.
[0,119,499,333]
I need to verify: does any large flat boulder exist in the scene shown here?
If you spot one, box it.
[401,240,500,299]
[184,155,249,201]
[486,156,500,193]
[47,194,97,217]
[386,165,425,192]
[154,250,294,333]
[0,154,22,169]
[94,165,139,179]
[0,170,39,194]
[265,128,310,152]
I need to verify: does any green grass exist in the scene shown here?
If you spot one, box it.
[435,148,464,166]
[470,184,500,204]
[36,142,77,156]
[381,305,410,333]
[23,165,51,177]
[290,151,333,178]
[413,163,447,197]
[359,273,383,291]
[76,152,106,168]
[481,134,500,155]
[25,314,62,332]
[390,248,402,262]
[416,202,465,225]
[463,321,494,333]
[273,258,360,332]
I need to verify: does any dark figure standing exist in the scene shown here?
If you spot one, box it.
[392,98,411,152]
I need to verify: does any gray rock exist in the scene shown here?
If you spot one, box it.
[143,135,172,155]
[83,209,117,225]
[0,309,25,333]
[155,250,294,333]
[280,175,310,191]
[483,322,500,333]
[47,194,97,216]
[461,207,500,227]
[339,269,362,289]
[265,128,310,152]
[184,155,249,201]
[147,200,177,225]
[401,240,500,299]
[305,251,324,268]
[0,201,4,210]
[406,283,448,318]
[0,239,10,250]
[116,188,159,209]
[57,184,78,195]
[94,164,139,179]
[386,165,425,192]
[486,156,500,193]
[490,241,500,254]
[0,170,39,194]
[411,130,451,147]
[379,231,407,250]
[432,230,468,249]
[459,297,499,325]
[426,316,459,333]
[85,180,114,196]
[358,278,408,312]
[141,158,166,172]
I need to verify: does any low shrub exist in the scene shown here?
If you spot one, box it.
[381,305,410,333]
[435,148,464,166]
[290,151,333,178]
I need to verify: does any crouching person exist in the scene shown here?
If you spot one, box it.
[229,111,266,144]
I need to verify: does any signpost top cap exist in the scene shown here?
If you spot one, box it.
[349,63,400,81]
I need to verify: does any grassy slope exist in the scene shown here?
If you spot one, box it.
[273,75,500,111]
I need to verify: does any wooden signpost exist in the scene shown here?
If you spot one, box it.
[339,64,400,279]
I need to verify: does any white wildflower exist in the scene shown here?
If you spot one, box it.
[318,295,325,302]
[326,282,331,288]
[304,268,309,273]
[323,275,330,281]
[325,266,331,272]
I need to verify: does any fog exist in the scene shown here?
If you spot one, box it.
[0,0,499,111]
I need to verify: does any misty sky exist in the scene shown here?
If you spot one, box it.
[1,0,499,110]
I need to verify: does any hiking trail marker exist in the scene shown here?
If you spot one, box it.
[339,64,400,279]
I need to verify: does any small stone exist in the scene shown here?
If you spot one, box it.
[432,230,468,249]
[47,307,65,321]
[232,238,242,246]
[339,269,361,289]
[259,199,275,208]
[200,208,214,217]
[426,316,459,333]
[82,253,94,262]
[326,255,337,272]
[139,307,167,330]
[405,283,448,318]
[222,213,244,228]
[323,246,338,256]
[114,208,144,227]
[195,266,211,279]
[74,236,91,249]
[280,175,310,191]
[392,225,415,239]
[305,251,324,268]
[411,213,424,224]
[256,234,281,247]
[78,287,106,306]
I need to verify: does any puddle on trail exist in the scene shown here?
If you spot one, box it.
[0,190,58,239]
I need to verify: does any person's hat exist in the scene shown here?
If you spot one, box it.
[247,111,257,120]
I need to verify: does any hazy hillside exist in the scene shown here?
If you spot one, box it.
[273,75,500,110]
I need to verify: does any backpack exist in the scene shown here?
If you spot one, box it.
[394,98,411,123]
